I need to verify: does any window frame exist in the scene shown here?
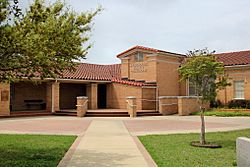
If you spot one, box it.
[134,52,144,62]
[188,78,197,96]
[234,80,245,99]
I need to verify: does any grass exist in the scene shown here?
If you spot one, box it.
[0,134,76,167]
[139,129,250,167]
[191,110,250,117]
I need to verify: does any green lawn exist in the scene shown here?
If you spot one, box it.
[139,129,250,167]
[191,110,250,117]
[0,134,76,167]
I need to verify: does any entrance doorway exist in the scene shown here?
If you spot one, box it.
[59,83,86,110]
[98,84,107,109]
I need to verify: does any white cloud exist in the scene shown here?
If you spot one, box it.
[20,0,250,64]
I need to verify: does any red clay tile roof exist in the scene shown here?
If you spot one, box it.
[116,45,184,58]
[216,50,250,66]
[62,63,120,81]
[61,63,154,87]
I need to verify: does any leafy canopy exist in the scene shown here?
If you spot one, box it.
[179,49,230,103]
[0,0,101,82]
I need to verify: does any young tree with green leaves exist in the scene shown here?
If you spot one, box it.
[179,49,230,145]
[0,0,101,82]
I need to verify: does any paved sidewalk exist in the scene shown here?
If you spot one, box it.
[1,115,250,166]
[64,120,149,167]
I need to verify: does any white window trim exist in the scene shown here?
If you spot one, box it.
[188,78,197,96]
[234,80,245,99]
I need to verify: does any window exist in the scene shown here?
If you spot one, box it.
[134,52,143,62]
[188,78,197,96]
[234,80,244,99]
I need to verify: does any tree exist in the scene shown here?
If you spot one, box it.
[0,0,101,82]
[179,49,230,145]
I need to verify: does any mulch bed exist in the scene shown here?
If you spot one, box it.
[190,141,222,148]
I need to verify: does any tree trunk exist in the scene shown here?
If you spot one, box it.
[200,106,206,145]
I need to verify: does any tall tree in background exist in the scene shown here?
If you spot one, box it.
[179,49,230,145]
[0,0,101,82]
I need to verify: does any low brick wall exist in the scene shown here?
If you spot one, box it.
[178,97,200,116]
[159,96,201,116]
[158,96,178,115]
[237,137,250,167]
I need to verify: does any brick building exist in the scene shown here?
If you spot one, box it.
[0,46,250,116]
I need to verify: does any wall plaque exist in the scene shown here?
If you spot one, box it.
[131,63,147,73]
[1,90,9,101]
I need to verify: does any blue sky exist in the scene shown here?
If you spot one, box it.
[21,0,250,64]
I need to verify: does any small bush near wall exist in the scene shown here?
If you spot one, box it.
[228,100,250,109]
[210,100,224,108]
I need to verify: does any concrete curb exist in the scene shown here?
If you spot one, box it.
[57,134,84,167]
[132,136,158,167]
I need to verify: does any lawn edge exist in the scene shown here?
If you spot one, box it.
[57,134,84,167]
[132,136,158,167]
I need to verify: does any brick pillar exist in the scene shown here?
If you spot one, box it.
[0,83,10,116]
[46,82,60,113]
[53,82,60,111]
[86,84,91,109]
[126,96,137,117]
[159,96,164,115]
[76,96,88,117]
[87,83,98,109]
[46,82,52,112]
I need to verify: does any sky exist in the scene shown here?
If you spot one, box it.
[21,0,250,64]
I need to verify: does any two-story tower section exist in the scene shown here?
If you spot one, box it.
[116,45,187,97]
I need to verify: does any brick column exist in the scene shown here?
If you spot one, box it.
[53,82,60,111]
[76,96,88,117]
[46,82,60,113]
[87,83,98,109]
[0,83,10,116]
[126,96,137,117]
[46,82,52,112]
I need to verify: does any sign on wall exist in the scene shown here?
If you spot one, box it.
[1,90,9,101]
[131,63,147,73]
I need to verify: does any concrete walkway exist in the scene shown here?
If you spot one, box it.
[1,115,250,166]
[64,120,149,167]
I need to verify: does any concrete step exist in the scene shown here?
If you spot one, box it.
[0,111,52,118]
[54,110,162,117]
[54,111,77,116]
[137,110,162,116]
[85,112,129,117]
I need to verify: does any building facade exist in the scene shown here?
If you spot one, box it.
[0,46,250,116]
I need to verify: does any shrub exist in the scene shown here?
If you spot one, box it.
[228,100,250,109]
[210,100,224,108]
